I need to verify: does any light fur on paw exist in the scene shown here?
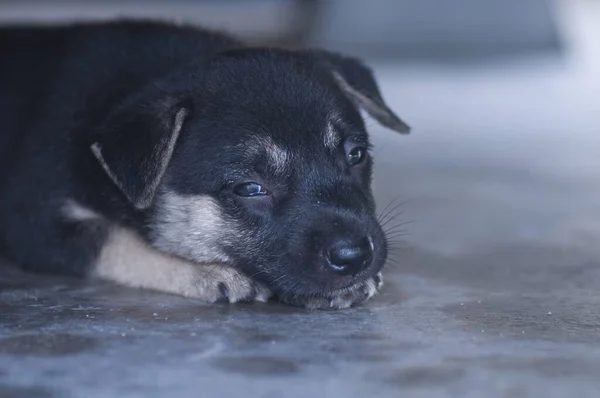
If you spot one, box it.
[279,272,384,310]
[189,265,272,304]
[93,227,273,304]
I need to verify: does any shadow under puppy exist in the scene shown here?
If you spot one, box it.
[0,20,409,309]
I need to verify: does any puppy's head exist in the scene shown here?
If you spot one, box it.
[91,48,409,306]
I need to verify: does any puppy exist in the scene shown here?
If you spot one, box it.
[0,20,409,309]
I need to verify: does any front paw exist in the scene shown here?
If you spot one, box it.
[279,272,384,310]
[190,266,272,304]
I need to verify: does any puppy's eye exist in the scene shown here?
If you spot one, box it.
[347,147,367,166]
[233,182,268,197]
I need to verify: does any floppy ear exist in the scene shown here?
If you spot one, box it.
[90,96,189,210]
[308,50,410,134]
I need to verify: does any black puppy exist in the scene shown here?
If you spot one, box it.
[0,20,409,309]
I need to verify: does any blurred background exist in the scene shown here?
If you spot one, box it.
[0,0,568,58]
[0,0,598,252]
[2,3,600,396]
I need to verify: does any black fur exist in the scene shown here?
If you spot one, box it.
[0,20,408,306]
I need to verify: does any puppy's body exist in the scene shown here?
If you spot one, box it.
[0,21,408,309]
[0,22,249,301]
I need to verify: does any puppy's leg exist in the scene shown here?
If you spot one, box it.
[93,227,272,303]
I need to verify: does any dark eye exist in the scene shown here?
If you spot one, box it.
[347,147,367,166]
[233,182,268,197]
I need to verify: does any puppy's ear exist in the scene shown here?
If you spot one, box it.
[308,50,410,134]
[91,96,189,210]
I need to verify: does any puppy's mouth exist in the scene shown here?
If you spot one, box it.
[275,271,384,310]
[253,253,386,309]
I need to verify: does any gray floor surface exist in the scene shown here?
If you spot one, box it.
[2,9,600,398]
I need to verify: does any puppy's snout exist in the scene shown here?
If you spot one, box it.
[325,236,373,276]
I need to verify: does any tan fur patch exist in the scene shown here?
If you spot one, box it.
[150,192,232,264]
[62,200,102,222]
[266,141,289,174]
[324,120,341,150]
[245,136,289,175]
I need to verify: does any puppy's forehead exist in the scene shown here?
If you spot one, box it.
[242,110,366,165]
[208,51,370,155]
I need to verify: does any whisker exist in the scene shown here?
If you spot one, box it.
[376,196,402,219]
[386,234,410,242]
[377,197,408,224]
[381,216,414,230]
[383,223,413,234]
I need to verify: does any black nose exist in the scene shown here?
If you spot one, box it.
[326,237,374,276]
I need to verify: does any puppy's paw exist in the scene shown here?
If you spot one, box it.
[189,266,272,304]
[280,272,384,310]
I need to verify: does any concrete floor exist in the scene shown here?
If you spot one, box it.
[2,5,600,398]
